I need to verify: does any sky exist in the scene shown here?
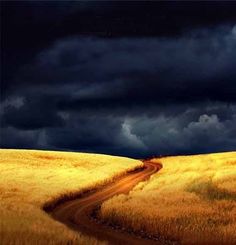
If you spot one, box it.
[1,1,236,158]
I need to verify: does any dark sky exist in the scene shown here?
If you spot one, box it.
[1,1,236,158]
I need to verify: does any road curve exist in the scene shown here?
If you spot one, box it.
[50,161,162,245]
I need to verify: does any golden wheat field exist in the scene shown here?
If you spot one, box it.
[100,152,236,245]
[0,149,143,245]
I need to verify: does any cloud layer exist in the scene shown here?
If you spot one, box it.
[1,25,236,157]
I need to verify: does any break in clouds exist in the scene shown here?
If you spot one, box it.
[1,25,236,157]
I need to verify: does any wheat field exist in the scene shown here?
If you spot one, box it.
[100,152,236,244]
[0,149,143,245]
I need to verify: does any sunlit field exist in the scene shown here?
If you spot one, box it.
[100,152,236,244]
[0,149,143,245]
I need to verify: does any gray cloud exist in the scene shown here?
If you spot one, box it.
[1,99,235,157]
[1,96,64,130]
[127,106,236,156]
[1,25,236,156]
[11,25,235,108]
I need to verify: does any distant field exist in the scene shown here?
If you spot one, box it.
[100,152,236,244]
[0,149,143,245]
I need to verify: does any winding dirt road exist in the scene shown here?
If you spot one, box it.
[51,161,162,244]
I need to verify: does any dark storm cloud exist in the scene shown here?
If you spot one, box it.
[1,26,236,157]
[1,1,236,156]
[2,1,236,93]
[12,25,236,107]
[1,96,64,130]
[127,105,236,156]
[1,100,236,157]
[0,127,43,149]
[45,115,123,150]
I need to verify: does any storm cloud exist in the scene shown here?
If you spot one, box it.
[11,26,236,105]
[1,2,236,157]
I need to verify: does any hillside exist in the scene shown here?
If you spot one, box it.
[100,152,236,244]
[0,149,143,245]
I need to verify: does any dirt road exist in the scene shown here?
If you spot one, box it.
[50,161,162,244]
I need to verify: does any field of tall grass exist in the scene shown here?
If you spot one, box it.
[0,149,143,245]
[99,152,236,244]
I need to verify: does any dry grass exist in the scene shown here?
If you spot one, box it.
[99,152,236,244]
[0,149,143,245]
